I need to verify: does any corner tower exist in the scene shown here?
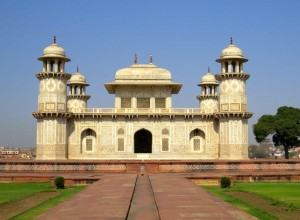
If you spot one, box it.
[67,67,90,113]
[32,37,72,159]
[215,37,252,159]
[197,68,219,113]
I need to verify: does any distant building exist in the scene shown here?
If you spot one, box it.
[33,37,252,160]
[0,148,19,159]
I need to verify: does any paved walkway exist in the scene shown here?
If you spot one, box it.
[35,174,257,220]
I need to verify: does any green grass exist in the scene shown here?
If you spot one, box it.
[0,182,86,219]
[232,182,300,209]
[0,182,54,205]
[202,185,276,220]
[202,182,300,220]
[11,185,85,220]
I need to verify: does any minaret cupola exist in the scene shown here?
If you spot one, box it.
[216,36,248,74]
[197,68,219,113]
[38,36,70,73]
[67,67,90,112]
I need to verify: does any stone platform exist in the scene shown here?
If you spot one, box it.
[1,159,299,184]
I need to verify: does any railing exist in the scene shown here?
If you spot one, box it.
[80,108,203,114]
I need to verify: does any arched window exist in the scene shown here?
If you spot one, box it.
[225,62,228,73]
[50,61,55,72]
[190,129,205,152]
[118,128,124,135]
[57,61,62,72]
[162,128,169,151]
[232,61,236,72]
[81,129,96,153]
[117,128,125,151]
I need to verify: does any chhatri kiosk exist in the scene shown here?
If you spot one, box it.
[33,37,252,160]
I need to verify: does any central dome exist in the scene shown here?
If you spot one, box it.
[115,64,172,82]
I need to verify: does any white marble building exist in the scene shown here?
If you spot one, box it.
[33,37,252,160]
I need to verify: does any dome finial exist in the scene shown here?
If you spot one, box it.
[77,65,79,72]
[134,54,138,64]
[150,54,153,64]
[230,35,233,45]
[54,36,56,44]
[208,66,210,73]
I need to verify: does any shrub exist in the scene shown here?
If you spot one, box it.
[220,176,231,188]
[55,176,65,189]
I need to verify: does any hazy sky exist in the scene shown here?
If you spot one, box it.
[0,0,300,147]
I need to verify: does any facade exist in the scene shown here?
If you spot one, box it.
[33,37,252,160]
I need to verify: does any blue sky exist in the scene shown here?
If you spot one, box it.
[0,0,300,147]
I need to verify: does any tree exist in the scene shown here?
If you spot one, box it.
[248,144,270,158]
[253,106,300,159]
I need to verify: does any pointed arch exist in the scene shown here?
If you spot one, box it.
[134,129,152,153]
[190,129,205,152]
[81,128,96,153]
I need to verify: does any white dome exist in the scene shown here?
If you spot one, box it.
[200,72,218,85]
[115,64,172,81]
[43,43,66,57]
[221,44,243,58]
[38,37,70,61]
[69,72,87,85]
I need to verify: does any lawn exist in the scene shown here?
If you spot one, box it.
[0,182,53,205]
[0,182,86,219]
[202,182,300,220]
[232,182,300,208]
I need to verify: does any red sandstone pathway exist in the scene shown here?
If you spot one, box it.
[35,174,137,220]
[35,174,257,220]
[150,174,257,219]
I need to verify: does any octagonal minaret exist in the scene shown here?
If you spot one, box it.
[215,37,253,159]
[67,67,90,113]
[33,37,72,159]
[197,68,219,113]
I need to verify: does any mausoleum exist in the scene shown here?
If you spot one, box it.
[33,37,252,160]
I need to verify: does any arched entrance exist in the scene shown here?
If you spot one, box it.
[134,129,152,153]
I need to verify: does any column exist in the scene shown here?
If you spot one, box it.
[236,61,240,73]
[43,61,46,72]
[47,60,50,72]
[222,62,225,73]
[228,61,232,73]
[240,63,243,73]
[150,97,155,108]
[54,60,58,72]
[61,62,65,72]
[132,97,137,108]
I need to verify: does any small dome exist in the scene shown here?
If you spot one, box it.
[200,72,218,85]
[69,72,87,85]
[43,43,66,57]
[38,37,70,61]
[221,44,243,58]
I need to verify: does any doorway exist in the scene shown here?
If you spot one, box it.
[134,129,152,153]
